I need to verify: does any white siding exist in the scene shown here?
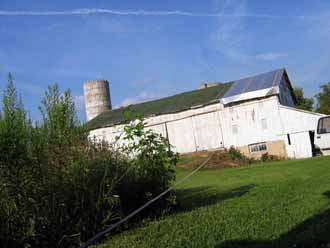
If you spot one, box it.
[220,96,282,148]
[166,117,197,153]
[278,106,322,134]
[278,105,324,158]
[191,111,224,151]
[146,124,166,138]
[89,96,324,159]
[283,132,313,158]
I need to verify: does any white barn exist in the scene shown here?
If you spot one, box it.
[85,68,324,159]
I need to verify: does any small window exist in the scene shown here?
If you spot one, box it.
[261,118,268,130]
[232,125,238,135]
[318,117,330,134]
[249,142,267,153]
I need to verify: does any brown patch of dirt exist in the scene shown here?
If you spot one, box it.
[178,150,244,170]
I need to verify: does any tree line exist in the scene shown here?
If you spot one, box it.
[294,83,330,114]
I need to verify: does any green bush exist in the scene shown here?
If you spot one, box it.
[261,153,281,162]
[227,146,254,164]
[0,76,176,248]
[117,120,177,215]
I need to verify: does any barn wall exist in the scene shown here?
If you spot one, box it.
[147,104,225,153]
[220,96,282,148]
[89,103,225,154]
[191,111,224,151]
[278,106,322,134]
[278,106,324,158]
[166,118,197,153]
[280,132,313,158]
[89,96,323,159]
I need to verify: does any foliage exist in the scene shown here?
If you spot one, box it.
[0,73,32,247]
[293,87,314,112]
[228,146,246,161]
[118,119,177,215]
[261,153,281,162]
[316,83,330,115]
[97,156,330,248]
[227,146,254,164]
[0,76,176,248]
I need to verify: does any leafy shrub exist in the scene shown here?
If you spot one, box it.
[261,153,282,162]
[117,120,177,215]
[227,146,255,164]
[228,146,246,161]
[0,75,176,248]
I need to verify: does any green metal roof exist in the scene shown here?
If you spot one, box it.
[87,82,233,130]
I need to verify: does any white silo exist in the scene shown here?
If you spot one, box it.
[83,80,112,121]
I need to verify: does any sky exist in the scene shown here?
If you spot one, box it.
[0,0,330,121]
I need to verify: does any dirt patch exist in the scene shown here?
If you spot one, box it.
[178,150,245,170]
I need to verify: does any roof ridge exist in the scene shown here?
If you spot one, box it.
[87,82,232,129]
[114,82,229,110]
[233,67,286,83]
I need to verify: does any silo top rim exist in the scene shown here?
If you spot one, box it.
[84,79,109,85]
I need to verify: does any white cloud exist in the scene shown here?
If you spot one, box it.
[211,0,250,62]
[211,0,288,63]
[90,17,160,34]
[0,8,322,20]
[118,91,162,107]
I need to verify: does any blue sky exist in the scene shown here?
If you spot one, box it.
[0,0,330,121]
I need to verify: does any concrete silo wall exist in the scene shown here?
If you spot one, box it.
[83,80,112,121]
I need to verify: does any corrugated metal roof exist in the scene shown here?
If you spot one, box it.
[222,68,285,99]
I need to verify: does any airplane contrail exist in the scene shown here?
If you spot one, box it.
[0,8,321,20]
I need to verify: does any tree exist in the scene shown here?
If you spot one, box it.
[0,73,29,161]
[39,83,80,143]
[316,83,330,115]
[0,73,32,247]
[293,87,314,112]
[0,77,177,248]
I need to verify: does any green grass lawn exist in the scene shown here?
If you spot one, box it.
[96,156,330,248]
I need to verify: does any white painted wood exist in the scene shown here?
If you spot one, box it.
[166,117,197,153]
[191,111,223,151]
[89,95,324,159]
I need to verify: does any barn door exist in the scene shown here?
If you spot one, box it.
[192,112,224,151]
[166,118,197,153]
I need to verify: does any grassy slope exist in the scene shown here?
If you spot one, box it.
[96,156,330,248]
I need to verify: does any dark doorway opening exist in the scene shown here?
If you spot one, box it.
[309,131,317,156]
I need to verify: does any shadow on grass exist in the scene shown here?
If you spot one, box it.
[174,184,255,213]
[216,191,330,248]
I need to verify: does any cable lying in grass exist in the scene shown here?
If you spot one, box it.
[80,152,215,248]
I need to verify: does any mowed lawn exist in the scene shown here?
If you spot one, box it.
[96,156,330,248]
